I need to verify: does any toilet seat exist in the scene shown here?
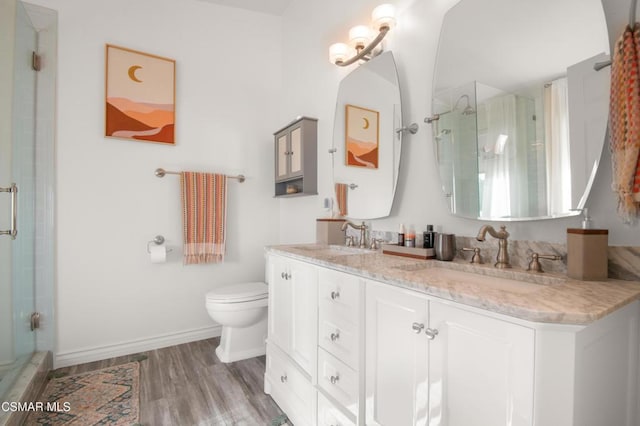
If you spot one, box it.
[206,282,268,303]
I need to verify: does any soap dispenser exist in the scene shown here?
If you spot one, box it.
[566,208,608,281]
[580,208,592,229]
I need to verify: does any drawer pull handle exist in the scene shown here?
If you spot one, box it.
[425,328,439,340]
[330,374,340,385]
[280,374,287,383]
[412,322,425,334]
[330,330,340,342]
[330,290,340,300]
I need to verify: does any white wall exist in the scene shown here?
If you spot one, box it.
[279,0,640,246]
[26,0,282,364]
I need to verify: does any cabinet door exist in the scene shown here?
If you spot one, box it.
[289,126,303,177]
[276,133,289,181]
[428,301,534,426]
[365,280,429,426]
[289,259,317,374]
[267,255,292,352]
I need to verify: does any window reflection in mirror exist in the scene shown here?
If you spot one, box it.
[432,0,610,221]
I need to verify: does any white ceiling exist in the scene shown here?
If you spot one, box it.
[197,0,293,15]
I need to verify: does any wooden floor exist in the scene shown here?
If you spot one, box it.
[49,338,284,425]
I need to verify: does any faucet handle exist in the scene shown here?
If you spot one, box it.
[345,236,355,247]
[462,247,483,264]
[370,238,384,250]
[527,252,562,273]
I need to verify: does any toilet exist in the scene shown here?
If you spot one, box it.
[205,282,269,363]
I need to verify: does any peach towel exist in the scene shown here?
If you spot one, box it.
[181,172,227,264]
[610,24,640,222]
[335,183,348,217]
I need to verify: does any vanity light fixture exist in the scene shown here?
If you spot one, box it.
[329,4,396,67]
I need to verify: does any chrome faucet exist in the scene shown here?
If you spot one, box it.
[476,225,511,268]
[341,221,368,249]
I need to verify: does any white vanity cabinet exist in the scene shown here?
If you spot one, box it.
[365,280,534,426]
[365,281,430,425]
[365,279,639,426]
[317,268,365,423]
[428,300,534,426]
[265,254,318,426]
[264,249,640,426]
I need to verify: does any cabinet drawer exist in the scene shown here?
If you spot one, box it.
[318,312,358,369]
[318,268,361,325]
[318,391,356,426]
[318,348,358,417]
[266,343,313,426]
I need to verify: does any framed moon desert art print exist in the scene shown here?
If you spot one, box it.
[105,44,175,144]
[345,104,379,169]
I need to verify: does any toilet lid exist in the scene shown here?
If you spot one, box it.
[206,282,268,303]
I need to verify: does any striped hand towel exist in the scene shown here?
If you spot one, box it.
[181,172,227,265]
[335,183,348,217]
[610,24,640,222]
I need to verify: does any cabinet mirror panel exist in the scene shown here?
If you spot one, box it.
[432,0,610,220]
[332,51,402,219]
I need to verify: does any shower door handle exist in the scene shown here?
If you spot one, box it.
[0,183,18,239]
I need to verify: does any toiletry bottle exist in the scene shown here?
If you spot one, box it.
[398,224,405,246]
[423,225,435,249]
[405,225,416,247]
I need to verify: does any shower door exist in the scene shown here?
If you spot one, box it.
[0,0,37,396]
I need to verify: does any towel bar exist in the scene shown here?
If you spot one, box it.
[155,168,245,182]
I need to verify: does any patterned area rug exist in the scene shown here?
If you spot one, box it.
[25,362,140,425]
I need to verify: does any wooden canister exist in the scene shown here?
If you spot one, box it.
[316,219,347,245]
[566,228,608,281]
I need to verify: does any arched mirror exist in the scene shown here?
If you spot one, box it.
[332,51,402,219]
[431,0,610,220]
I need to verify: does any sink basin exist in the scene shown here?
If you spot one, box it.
[392,261,566,287]
[289,244,374,256]
[425,268,542,294]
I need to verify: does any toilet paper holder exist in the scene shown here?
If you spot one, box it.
[147,235,173,254]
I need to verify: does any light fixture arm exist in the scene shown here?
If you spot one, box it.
[335,26,390,67]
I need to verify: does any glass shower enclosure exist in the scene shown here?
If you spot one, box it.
[0,0,55,403]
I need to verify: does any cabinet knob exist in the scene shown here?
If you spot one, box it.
[281,272,286,279]
[330,290,340,300]
[330,374,340,385]
[425,328,439,340]
[286,273,291,280]
[330,330,340,342]
[412,322,425,334]
[280,374,287,383]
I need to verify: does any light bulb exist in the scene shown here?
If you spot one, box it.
[329,43,352,64]
[372,4,396,31]
[349,25,372,49]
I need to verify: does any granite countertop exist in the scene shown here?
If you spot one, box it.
[266,244,640,325]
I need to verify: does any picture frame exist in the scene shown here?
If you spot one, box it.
[345,104,379,168]
[105,44,176,145]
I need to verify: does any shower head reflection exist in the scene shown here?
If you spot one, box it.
[453,94,476,115]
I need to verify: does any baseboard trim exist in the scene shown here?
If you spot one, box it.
[54,325,222,368]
